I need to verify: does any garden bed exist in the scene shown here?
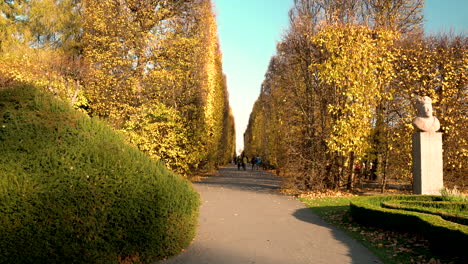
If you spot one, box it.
[350,195,467,257]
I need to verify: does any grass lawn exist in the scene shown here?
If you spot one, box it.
[299,195,463,264]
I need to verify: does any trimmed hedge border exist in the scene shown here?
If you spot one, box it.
[382,200,468,225]
[350,195,468,257]
[397,200,468,211]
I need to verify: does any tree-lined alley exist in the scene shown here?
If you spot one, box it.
[244,0,467,191]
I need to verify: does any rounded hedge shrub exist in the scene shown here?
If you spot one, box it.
[0,85,200,263]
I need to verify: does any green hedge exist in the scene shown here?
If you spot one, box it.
[382,200,468,225]
[0,85,200,263]
[397,200,468,211]
[350,195,468,257]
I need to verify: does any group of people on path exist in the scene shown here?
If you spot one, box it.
[234,154,261,171]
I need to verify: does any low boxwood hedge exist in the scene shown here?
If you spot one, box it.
[0,85,200,263]
[397,200,468,211]
[350,195,468,257]
[382,200,468,225]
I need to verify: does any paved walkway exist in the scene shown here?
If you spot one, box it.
[157,165,381,264]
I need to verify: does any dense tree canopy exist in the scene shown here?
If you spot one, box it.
[244,0,466,191]
[0,0,235,176]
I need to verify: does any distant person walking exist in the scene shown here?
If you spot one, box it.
[237,156,242,170]
[242,156,247,171]
[255,156,261,170]
[251,157,256,170]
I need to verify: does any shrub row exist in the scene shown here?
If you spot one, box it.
[398,200,468,211]
[350,195,468,257]
[382,200,468,225]
[381,202,468,226]
[0,85,200,263]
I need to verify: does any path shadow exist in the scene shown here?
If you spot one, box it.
[156,243,287,264]
[292,208,382,264]
[195,165,282,194]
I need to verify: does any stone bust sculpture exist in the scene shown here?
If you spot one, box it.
[412,96,440,132]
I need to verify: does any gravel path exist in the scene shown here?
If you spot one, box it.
[157,165,381,264]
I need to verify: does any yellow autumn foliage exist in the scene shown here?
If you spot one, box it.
[1,0,235,177]
[245,0,466,190]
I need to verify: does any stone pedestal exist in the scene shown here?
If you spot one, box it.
[412,132,443,195]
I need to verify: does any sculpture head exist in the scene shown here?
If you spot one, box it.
[415,96,433,118]
[412,96,440,132]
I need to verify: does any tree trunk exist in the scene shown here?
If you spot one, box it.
[347,152,355,191]
[380,143,390,193]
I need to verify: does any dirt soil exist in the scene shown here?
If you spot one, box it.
[157,165,381,264]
